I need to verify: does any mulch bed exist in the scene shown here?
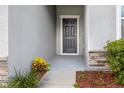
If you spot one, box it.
[76,71,124,88]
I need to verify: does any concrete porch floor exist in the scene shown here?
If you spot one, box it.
[39,55,86,88]
[49,55,87,71]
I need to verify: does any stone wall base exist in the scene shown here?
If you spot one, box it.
[88,51,109,71]
[0,57,8,84]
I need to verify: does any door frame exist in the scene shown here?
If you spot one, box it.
[60,15,80,55]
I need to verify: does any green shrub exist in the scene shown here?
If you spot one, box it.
[105,39,124,84]
[8,71,38,88]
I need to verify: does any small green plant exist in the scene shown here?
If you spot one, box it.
[77,72,87,80]
[8,70,38,88]
[92,72,106,86]
[98,71,104,78]
[93,79,106,86]
[73,83,80,88]
[105,39,124,84]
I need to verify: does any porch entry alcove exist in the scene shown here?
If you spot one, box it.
[8,5,88,76]
[49,5,87,71]
[8,5,116,77]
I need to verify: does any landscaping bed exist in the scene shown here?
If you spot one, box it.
[0,57,50,88]
[76,71,124,88]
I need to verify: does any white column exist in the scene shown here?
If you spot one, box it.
[116,5,121,40]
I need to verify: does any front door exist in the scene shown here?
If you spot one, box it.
[62,18,77,54]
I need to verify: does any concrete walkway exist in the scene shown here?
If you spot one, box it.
[39,70,75,88]
[39,55,86,88]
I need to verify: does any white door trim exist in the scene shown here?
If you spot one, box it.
[60,15,80,55]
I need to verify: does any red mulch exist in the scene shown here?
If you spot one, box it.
[76,71,124,88]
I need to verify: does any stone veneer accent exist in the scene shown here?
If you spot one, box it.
[88,51,109,71]
[0,57,8,85]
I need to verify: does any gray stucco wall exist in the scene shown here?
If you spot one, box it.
[8,5,56,76]
[56,5,85,55]
[87,5,116,51]
[0,6,8,57]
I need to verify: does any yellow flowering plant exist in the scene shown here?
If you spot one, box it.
[32,57,50,72]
